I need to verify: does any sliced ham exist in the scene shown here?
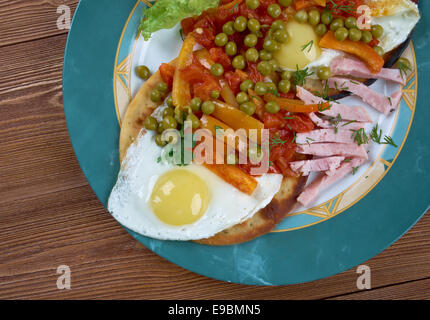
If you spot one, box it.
[297,143,368,159]
[330,56,406,85]
[297,157,366,206]
[296,129,355,145]
[308,113,365,130]
[290,156,345,176]
[296,86,372,123]
[328,77,401,115]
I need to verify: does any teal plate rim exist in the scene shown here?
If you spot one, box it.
[63,0,430,286]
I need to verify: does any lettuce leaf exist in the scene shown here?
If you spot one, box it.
[139,0,220,41]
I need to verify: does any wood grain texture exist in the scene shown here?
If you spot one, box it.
[0,0,429,300]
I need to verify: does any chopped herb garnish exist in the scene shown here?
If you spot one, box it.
[157,156,162,163]
[388,97,392,106]
[397,59,412,78]
[352,166,359,175]
[383,136,398,148]
[341,120,358,127]
[179,28,185,41]
[318,101,331,112]
[293,65,313,86]
[343,158,352,163]
[351,128,369,146]
[370,124,398,148]
[328,0,356,15]
[301,40,314,53]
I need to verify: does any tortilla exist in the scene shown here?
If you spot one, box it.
[119,67,307,246]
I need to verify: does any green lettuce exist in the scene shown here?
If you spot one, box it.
[139,0,220,40]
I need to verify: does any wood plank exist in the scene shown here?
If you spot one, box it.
[0,0,78,47]
[0,23,429,300]
[330,278,430,300]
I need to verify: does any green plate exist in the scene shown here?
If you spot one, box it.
[63,0,430,285]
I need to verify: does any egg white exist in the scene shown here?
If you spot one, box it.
[108,130,283,241]
[370,0,420,53]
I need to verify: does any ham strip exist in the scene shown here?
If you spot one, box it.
[330,56,406,85]
[297,86,372,122]
[296,129,355,145]
[297,143,368,159]
[297,157,366,206]
[308,113,365,130]
[328,77,401,115]
[290,156,345,176]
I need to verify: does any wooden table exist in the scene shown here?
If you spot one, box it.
[0,0,429,300]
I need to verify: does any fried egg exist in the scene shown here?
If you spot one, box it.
[108,130,283,241]
[369,0,420,52]
[275,0,419,76]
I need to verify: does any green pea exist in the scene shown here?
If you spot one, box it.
[245,48,259,62]
[155,134,167,147]
[345,17,357,29]
[397,57,412,71]
[190,98,202,112]
[274,29,288,43]
[165,95,174,108]
[150,90,162,103]
[246,0,260,10]
[271,20,286,31]
[371,24,384,39]
[236,92,249,105]
[225,41,238,56]
[202,101,215,115]
[267,4,281,18]
[374,46,384,56]
[248,146,263,162]
[295,10,308,23]
[278,79,291,93]
[268,59,278,72]
[257,61,272,76]
[211,90,220,99]
[317,66,331,80]
[263,38,280,52]
[223,21,235,35]
[254,82,267,96]
[234,16,248,32]
[163,107,175,118]
[265,101,280,114]
[211,63,224,77]
[248,18,261,33]
[266,82,277,93]
[278,0,292,7]
[157,81,169,94]
[330,18,344,32]
[315,23,328,37]
[232,55,246,70]
[240,79,254,92]
[334,27,349,42]
[174,107,185,124]
[281,70,293,80]
[186,114,201,129]
[136,65,151,80]
[361,30,373,44]
[215,33,228,47]
[226,153,238,165]
[349,28,362,42]
[308,9,321,26]
[240,101,256,115]
[157,122,165,134]
[162,115,177,130]
[259,50,273,61]
[321,10,333,25]
[244,33,258,47]
[144,116,158,131]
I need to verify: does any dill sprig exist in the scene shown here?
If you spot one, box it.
[328,0,356,15]
[370,124,398,148]
[397,59,412,78]
[301,40,314,53]
[293,65,313,86]
[351,128,369,146]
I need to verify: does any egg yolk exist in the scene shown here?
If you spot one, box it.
[274,20,322,70]
[150,170,210,226]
